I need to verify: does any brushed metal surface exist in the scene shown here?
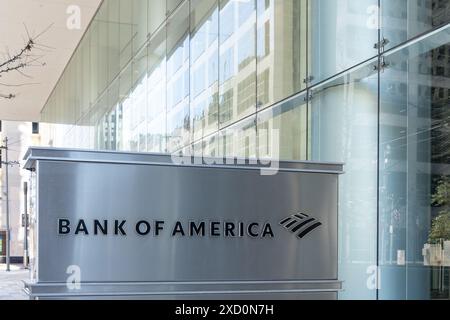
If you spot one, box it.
[23,147,344,174]
[23,280,342,299]
[24,147,342,299]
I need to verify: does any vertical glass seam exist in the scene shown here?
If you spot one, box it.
[376,0,381,302]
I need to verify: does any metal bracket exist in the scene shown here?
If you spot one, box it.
[374,37,390,50]
[303,93,313,102]
[373,57,390,71]
[303,76,314,85]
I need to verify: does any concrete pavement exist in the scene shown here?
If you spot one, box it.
[0,264,29,300]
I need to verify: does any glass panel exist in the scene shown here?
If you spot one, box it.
[203,133,219,157]
[148,0,166,36]
[119,64,134,151]
[167,1,190,153]
[107,79,120,150]
[147,25,167,153]
[190,0,219,142]
[256,0,307,109]
[53,83,61,133]
[192,139,203,157]
[381,0,450,50]
[133,48,149,152]
[98,4,109,94]
[74,47,82,123]
[310,59,379,300]
[64,64,73,125]
[115,103,124,150]
[219,0,257,128]
[119,0,133,69]
[80,31,91,118]
[218,115,257,158]
[309,0,379,85]
[108,0,120,83]
[379,25,450,300]
[257,92,308,161]
[92,93,109,150]
[68,63,77,125]
[133,0,148,54]
[90,21,99,104]
[168,0,183,15]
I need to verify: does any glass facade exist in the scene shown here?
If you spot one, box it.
[40,0,450,300]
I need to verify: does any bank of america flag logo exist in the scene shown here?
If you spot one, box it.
[279,213,322,239]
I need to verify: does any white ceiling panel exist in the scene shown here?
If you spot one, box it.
[0,0,102,121]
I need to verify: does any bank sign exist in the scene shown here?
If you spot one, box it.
[57,212,322,240]
[26,149,339,284]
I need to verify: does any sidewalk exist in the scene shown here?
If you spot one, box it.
[0,264,29,300]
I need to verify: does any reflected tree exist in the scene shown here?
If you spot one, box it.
[0,24,52,99]
[429,176,450,243]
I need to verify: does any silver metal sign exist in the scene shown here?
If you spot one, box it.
[23,147,343,299]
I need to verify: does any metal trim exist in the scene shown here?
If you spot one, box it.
[23,148,345,174]
[24,280,343,298]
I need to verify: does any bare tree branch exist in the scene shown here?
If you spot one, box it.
[0,39,33,70]
[0,23,52,99]
[0,93,15,99]
[0,82,40,87]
